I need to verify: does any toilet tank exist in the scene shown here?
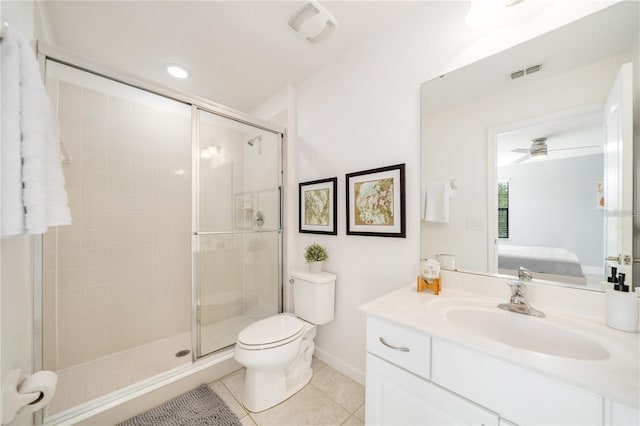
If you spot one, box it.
[290,270,336,325]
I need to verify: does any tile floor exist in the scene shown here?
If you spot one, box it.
[210,358,366,426]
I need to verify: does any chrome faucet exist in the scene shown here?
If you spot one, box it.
[498,267,545,318]
[518,267,533,282]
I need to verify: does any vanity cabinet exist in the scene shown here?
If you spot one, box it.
[366,354,499,425]
[431,339,602,425]
[365,316,635,426]
[366,317,499,425]
[365,316,431,379]
[606,400,640,425]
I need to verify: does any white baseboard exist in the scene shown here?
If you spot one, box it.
[314,347,365,385]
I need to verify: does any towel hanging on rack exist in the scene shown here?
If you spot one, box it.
[1,25,72,237]
[423,180,452,223]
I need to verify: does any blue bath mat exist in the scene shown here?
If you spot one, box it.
[117,384,241,426]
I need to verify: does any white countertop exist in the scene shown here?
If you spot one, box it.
[360,283,640,409]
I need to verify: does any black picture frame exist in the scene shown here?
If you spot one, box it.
[299,177,338,235]
[346,163,406,238]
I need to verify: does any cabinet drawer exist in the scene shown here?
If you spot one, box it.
[431,339,603,425]
[366,316,430,379]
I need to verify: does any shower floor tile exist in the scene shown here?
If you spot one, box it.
[47,331,192,416]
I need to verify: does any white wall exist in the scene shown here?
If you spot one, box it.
[291,1,615,382]
[498,154,604,267]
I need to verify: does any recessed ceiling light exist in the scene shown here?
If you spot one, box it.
[166,64,189,79]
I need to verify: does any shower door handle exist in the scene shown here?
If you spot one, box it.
[255,211,265,228]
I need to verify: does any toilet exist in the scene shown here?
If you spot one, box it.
[234,270,336,412]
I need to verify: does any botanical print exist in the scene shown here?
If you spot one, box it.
[304,188,330,225]
[354,178,394,225]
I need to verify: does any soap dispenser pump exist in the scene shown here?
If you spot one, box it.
[606,271,638,333]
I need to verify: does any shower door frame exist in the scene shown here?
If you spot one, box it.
[191,107,285,358]
[33,41,286,424]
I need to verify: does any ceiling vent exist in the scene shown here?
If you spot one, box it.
[509,63,543,80]
[510,70,525,80]
[287,1,338,44]
[526,64,542,74]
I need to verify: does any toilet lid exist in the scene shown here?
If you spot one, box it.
[238,314,305,346]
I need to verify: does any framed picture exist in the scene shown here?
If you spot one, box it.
[346,163,405,238]
[299,177,337,235]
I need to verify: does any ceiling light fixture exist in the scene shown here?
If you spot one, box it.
[166,64,189,79]
[528,137,548,159]
[287,1,338,44]
[200,145,221,159]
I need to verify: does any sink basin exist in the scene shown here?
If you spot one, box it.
[446,308,610,360]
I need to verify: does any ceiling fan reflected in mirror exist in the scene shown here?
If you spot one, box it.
[511,136,599,164]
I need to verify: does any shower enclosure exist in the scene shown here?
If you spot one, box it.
[195,110,282,357]
[38,52,283,422]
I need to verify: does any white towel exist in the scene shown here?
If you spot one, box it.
[423,181,451,223]
[1,26,72,237]
[1,26,25,236]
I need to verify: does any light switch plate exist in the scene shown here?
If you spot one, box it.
[465,218,485,230]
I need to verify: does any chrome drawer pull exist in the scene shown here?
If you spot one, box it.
[379,337,410,352]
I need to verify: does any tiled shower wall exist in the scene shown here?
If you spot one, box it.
[43,78,192,371]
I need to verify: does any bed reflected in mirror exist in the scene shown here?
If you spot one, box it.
[493,108,605,287]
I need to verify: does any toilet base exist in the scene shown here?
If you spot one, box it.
[242,327,316,412]
[243,365,313,413]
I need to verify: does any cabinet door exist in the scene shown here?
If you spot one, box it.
[431,339,603,425]
[605,400,640,426]
[366,354,499,426]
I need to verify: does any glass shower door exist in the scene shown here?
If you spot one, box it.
[195,109,282,357]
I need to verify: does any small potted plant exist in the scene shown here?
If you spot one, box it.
[304,242,328,273]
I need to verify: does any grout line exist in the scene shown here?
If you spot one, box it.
[340,414,356,426]
[308,366,363,415]
[219,364,362,425]
[353,402,366,423]
[313,358,328,373]
[308,382,353,418]
[219,370,249,420]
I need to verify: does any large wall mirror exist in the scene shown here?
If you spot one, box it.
[421,2,638,292]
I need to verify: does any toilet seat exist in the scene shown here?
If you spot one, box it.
[237,314,306,350]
